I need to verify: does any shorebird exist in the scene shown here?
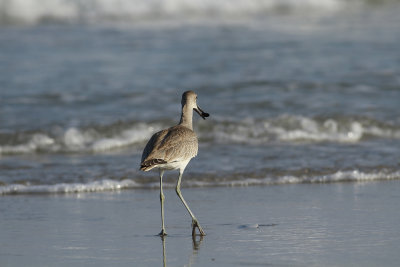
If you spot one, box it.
[140,91,209,237]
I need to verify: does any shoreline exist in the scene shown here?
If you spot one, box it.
[1,180,400,266]
[1,168,400,196]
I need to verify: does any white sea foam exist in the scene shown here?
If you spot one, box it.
[267,117,365,143]
[91,127,157,152]
[0,123,162,155]
[211,115,400,144]
[61,126,156,152]
[0,134,55,154]
[1,170,399,195]
[0,116,399,155]
[186,170,400,187]
[0,179,140,195]
[0,0,353,25]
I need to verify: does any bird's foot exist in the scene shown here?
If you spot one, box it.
[192,219,206,236]
[158,229,167,237]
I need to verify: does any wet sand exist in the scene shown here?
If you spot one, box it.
[1,180,400,266]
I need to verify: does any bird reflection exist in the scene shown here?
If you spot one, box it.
[160,235,204,267]
[192,234,203,251]
[161,236,167,267]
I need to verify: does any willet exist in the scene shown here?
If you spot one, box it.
[140,90,209,237]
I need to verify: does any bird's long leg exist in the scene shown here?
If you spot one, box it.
[175,171,206,236]
[159,169,167,236]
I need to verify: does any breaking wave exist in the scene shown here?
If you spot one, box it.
[1,115,399,155]
[0,0,393,26]
[0,121,164,155]
[208,115,400,144]
[1,169,399,195]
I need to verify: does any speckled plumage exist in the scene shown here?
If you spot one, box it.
[140,125,198,171]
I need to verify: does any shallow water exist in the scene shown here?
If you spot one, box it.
[1,2,400,194]
[1,182,400,266]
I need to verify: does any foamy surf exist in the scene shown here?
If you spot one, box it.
[0,179,141,195]
[1,169,399,195]
[1,115,398,155]
[211,115,400,144]
[0,0,350,25]
[0,122,164,155]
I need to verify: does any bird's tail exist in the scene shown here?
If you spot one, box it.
[140,158,167,171]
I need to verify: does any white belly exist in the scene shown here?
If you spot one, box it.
[157,159,191,171]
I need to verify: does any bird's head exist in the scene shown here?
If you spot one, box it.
[181,90,209,120]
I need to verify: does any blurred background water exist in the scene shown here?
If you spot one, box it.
[0,0,400,194]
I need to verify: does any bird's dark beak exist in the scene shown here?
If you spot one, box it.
[194,106,209,120]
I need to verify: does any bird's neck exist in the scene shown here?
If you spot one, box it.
[179,104,193,130]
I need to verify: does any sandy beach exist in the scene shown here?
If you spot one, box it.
[1,180,399,267]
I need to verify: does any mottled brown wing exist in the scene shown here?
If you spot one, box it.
[141,125,198,166]
[141,129,168,164]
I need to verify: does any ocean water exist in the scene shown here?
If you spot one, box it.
[1,0,400,194]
